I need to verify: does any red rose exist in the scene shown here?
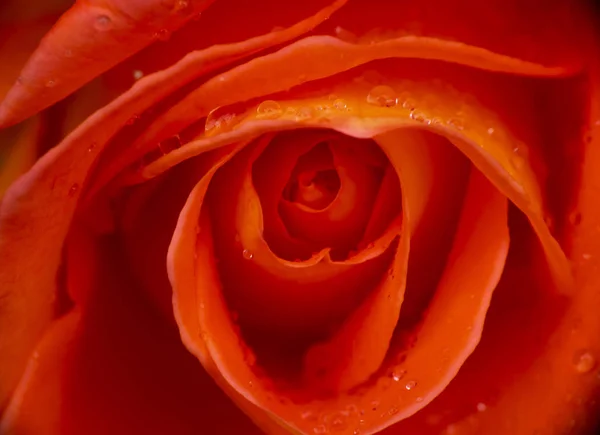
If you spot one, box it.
[0,1,599,434]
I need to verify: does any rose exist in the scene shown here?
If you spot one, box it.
[0,0,599,434]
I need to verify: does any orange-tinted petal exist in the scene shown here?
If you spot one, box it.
[140,59,569,293]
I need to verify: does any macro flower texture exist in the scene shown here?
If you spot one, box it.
[1,0,600,434]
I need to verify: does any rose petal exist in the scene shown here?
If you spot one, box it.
[143,58,570,293]
[206,136,398,337]
[169,138,508,433]
[317,0,593,70]
[0,0,345,409]
[0,0,348,129]
[0,233,266,435]
[132,30,584,151]
[0,0,216,127]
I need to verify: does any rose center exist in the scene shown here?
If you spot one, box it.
[283,142,341,211]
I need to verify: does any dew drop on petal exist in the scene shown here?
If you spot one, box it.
[256,100,282,119]
[45,80,56,88]
[447,117,464,131]
[391,367,406,382]
[295,107,314,121]
[476,402,487,412]
[94,15,112,31]
[154,28,171,41]
[574,351,596,373]
[68,184,79,197]
[367,85,398,107]
[242,249,254,260]
[333,99,347,110]
[405,380,417,391]
[313,425,327,434]
[173,0,191,13]
[126,114,140,125]
[133,70,144,80]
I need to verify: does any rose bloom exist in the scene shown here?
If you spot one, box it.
[0,0,600,434]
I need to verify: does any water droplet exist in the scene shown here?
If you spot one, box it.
[133,70,144,80]
[95,15,112,31]
[353,429,361,435]
[295,107,314,121]
[367,85,398,107]
[328,414,348,432]
[370,400,380,411]
[574,351,596,373]
[126,114,140,125]
[333,99,347,110]
[87,142,97,153]
[447,118,464,130]
[401,98,416,111]
[68,184,79,197]
[313,425,327,434]
[173,0,191,13]
[405,380,417,391]
[391,367,406,382]
[256,100,282,119]
[302,410,319,421]
[487,127,495,135]
[416,396,424,402]
[410,111,428,123]
[45,79,56,88]
[476,402,487,412]
[569,211,582,226]
[242,249,254,260]
[154,28,171,41]
[205,109,237,135]
[158,135,182,154]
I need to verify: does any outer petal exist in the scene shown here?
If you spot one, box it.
[0,231,264,435]
[0,0,216,127]
[0,0,345,410]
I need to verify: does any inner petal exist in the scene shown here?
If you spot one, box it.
[283,142,341,210]
[253,130,395,262]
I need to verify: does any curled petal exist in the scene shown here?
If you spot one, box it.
[142,59,571,293]
[0,2,346,408]
[0,0,216,127]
